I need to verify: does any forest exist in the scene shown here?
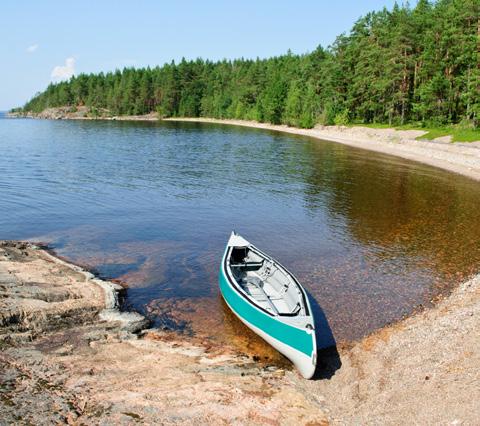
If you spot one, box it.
[19,0,479,129]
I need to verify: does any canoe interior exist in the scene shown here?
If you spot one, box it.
[229,246,308,317]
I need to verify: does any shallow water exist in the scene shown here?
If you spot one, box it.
[1,117,480,353]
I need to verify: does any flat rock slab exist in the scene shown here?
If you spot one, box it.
[0,241,328,425]
[0,241,105,335]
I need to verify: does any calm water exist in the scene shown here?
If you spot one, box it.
[1,116,480,351]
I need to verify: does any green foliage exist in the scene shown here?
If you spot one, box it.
[317,103,335,126]
[20,0,479,129]
[334,109,350,126]
[89,106,99,117]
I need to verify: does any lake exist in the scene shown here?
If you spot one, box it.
[1,116,480,356]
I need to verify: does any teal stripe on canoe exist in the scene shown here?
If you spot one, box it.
[219,266,314,357]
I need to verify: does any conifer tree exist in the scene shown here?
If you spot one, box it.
[20,0,479,129]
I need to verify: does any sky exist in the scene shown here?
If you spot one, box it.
[0,0,410,111]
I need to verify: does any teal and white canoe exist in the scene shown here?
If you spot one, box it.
[219,232,317,379]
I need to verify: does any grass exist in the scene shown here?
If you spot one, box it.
[349,122,480,143]
[418,127,480,143]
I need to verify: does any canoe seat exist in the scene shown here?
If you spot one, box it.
[243,276,264,294]
[231,262,264,268]
[231,261,264,271]
[242,276,279,314]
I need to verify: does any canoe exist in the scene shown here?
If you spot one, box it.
[219,232,317,379]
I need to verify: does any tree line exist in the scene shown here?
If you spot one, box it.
[20,0,479,128]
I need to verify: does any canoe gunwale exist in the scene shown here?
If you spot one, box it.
[219,235,318,378]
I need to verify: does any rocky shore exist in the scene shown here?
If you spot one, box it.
[0,242,329,424]
[7,106,158,122]
[1,241,479,424]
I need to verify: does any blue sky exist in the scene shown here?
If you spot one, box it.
[0,0,409,110]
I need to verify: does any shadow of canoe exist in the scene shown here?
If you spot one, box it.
[307,289,342,380]
[219,287,342,379]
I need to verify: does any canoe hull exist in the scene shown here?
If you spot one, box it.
[219,248,316,379]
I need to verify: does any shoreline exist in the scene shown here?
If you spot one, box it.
[1,242,479,423]
[3,113,480,422]
[0,241,148,341]
[9,109,480,182]
[164,117,480,182]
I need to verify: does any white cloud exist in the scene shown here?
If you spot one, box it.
[27,44,39,53]
[51,57,76,82]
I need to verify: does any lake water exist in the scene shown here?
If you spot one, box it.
[1,116,480,356]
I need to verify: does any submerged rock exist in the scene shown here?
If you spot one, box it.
[99,309,150,333]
